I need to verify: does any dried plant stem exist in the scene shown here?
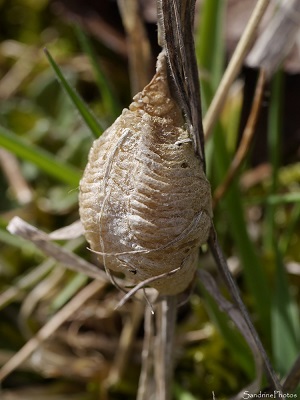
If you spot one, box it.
[158,0,205,164]
[203,0,270,139]
[107,301,145,386]
[137,306,155,400]
[282,353,300,392]
[208,226,282,391]
[199,269,263,394]
[19,266,67,339]
[213,69,266,207]
[0,45,38,100]
[154,296,178,400]
[118,0,152,95]
[0,279,106,382]
[7,217,109,282]
[115,267,181,309]
[0,149,32,204]
[247,0,300,77]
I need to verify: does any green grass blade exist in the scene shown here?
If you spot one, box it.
[267,192,300,205]
[279,203,300,254]
[272,247,300,376]
[264,70,283,251]
[196,0,225,112]
[243,192,300,207]
[74,25,121,121]
[265,71,300,375]
[200,282,255,378]
[212,127,271,336]
[44,48,103,138]
[51,273,88,311]
[195,0,225,180]
[0,125,81,186]
[174,383,198,400]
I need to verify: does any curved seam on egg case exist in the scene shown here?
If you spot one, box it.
[88,210,211,258]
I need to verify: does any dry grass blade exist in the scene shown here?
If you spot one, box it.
[282,353,300,392]
[7,217,108,282]
[203,0,270,139]
[154,296,177,400]
[199,269,263,395]
[137,306,155,400]
[0,44,38,100]
[0,149,32,204]
[208,227,282,391]
[115,267,181,310]
[261,353,300,395]
[213,69,266,208]
[48,220,84,240]
[158,0,205,164]
[107,301,145,387]
[247,0,300,77]
[18,266,67,339]
[0,279,106,382]
[117,0,152,95]
[182,0,206,166]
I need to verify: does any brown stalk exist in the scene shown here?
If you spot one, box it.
[137,306,155,400]
[203,0,270,139]
[117,0,152,95]
[6,217,109,282]
[282,353,300,392]
[154,296,177,400]
[213,69,266,208]
[207,226,282,391]
[107,301,145,387]
[0,149,32,204]
[158,0,205,166]
[199,269,263,394]
[247,0,300,77]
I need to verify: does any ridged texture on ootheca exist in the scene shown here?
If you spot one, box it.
[79,52,212,295]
